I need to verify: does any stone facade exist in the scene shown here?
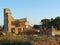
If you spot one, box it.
[51,26,60,36]
[4,8,32,34]
[43,26,60,36]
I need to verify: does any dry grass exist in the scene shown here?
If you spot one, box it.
[0,32,60,45]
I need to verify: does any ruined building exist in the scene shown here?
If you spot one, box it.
[4,8,32,34]
[51,26,60,36]
[41,26,60,36]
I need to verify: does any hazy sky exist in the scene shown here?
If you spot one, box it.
[0,0,60,26]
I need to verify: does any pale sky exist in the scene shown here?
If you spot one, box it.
[0,0,60,26]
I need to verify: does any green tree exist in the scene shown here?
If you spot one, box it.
[50,17,60,30]
[33,25,40,29]
[54,17,60,30]
[41,19,50,28]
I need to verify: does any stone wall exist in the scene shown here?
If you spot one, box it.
[52,26,60,36]
[4,8,32,34]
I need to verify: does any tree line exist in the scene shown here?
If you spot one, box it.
[33,16,60,30]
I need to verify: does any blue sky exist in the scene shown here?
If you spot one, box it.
[0,0,60,26]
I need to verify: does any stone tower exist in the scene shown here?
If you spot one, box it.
[4,8,12,32]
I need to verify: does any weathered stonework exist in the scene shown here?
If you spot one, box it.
[51,26,60,36]
[4,8,32,34]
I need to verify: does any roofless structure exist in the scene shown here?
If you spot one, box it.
[4,8,32,34]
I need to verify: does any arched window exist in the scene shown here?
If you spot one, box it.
[11,28,15,33]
